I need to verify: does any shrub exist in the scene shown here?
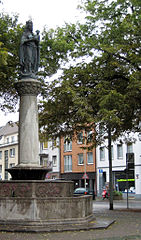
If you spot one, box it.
[113,191,122,196]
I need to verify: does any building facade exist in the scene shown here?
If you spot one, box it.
[0,122,18,180]
[39,138,60,179]
[60,131,96,192]
[0,122,60,180]
[96,132,141,199]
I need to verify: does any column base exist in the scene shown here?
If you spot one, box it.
[6,165,51,180]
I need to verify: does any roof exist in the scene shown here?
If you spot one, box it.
[0,122,18,136]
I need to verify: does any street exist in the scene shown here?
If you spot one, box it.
[94,198,141,211]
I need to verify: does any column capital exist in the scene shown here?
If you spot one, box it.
[15,78,41,96]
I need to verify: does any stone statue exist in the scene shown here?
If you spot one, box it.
[19,20,40,78]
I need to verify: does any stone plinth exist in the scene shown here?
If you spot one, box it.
[0,180,94,232]
[0,180,74,198]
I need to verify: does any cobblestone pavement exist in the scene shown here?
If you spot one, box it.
[0,199,141,240]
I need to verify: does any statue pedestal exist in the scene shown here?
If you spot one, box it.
[15,78,41,167]
[7,78,46,180]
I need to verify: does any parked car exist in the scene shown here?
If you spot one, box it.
[73,187,95,200]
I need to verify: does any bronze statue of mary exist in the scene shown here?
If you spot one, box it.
[19,20,40,78]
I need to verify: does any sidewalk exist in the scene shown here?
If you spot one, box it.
[0,199,141,240]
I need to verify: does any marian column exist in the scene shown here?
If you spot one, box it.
[7,20,50,180]
[17,20,40,167]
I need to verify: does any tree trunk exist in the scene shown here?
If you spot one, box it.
[108,126,113,210]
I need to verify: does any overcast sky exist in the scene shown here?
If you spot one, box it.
[1,0,82,30]
[0,0,84,126]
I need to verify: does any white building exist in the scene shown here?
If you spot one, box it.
[0,122,60,180]
[39,138,60,179]
[0,122,18,180]
[96,132,141,199]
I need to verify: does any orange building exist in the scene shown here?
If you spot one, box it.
[60,131,96,193]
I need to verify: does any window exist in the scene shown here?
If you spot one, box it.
[0,151,2,159]
[0,165,2,173]
[11,136,15,142]
[4,150,8,180]
[10,148,15,157]
[6,137,9,144]
[64,155,72,172]
[9,163,15,168]
[77,132,84,144]
[40,156,49,167]
[52,155,57,167]
[87,131,93,144]
[64,138,72,152]
[100,147,105,161]
[99,124,105,134]
[117,144,123,159]
[111,145,114,160]
[43,142,48,149]
[78,153,84,165]
[87,152,93,164]
[127,143,133,153]
[52,139,57,148]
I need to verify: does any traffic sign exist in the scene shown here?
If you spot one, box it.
[82,173,89,179]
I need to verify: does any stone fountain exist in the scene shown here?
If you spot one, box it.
[0,21,113,232]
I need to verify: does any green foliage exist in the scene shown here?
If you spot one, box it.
[40,24,79,79]
[0,42,8,65]
[0,12,23,111]
[113,190,122,196]
[39,0,141,143]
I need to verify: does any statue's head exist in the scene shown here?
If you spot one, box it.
[26,20,33,32]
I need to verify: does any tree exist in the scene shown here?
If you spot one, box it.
[0,12,23,111]
[39,0,141,209]
[40,0,141,130]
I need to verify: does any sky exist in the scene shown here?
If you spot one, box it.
[1,0,82,31]
[0,0,84,126]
